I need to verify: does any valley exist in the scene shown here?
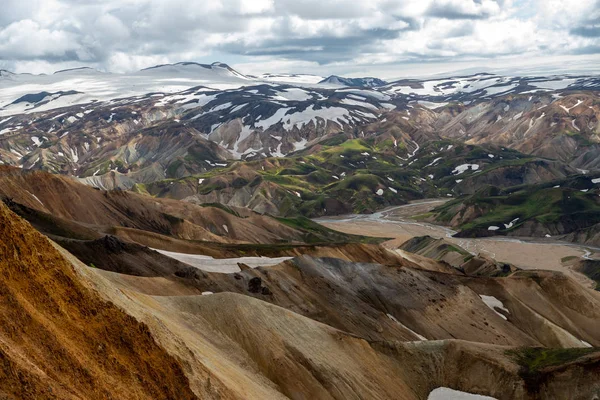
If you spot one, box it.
[3,1,600,398]
[1,64,599,399]
[318,200,599,288]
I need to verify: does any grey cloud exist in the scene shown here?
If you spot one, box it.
[570,25,600,37]
[568,0,600,37]
[426,0,498,20]
[273,0,371,20]
[0,0,41,27]
[0,0,598,74]
[220,25,403,64]
[571,44,600,55]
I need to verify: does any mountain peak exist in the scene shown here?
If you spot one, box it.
[53,67,103,75]
[141,61,247,79]
[319,75,387,87]
[0,69,16,77]
[144,61,232,71]
[211,61,230,68]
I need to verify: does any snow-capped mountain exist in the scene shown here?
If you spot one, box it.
[258,73,324,85]
[0,70,16,78]
[319,75,388,87]
[0,62,599,193]
[1,65,598,118]
[382,73,600,101]
[0,62,257,117]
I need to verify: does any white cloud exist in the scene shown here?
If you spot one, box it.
[0,0,597,76]
[239,0,274,15]
[426,0,502,19]
[107,52,171,73]
[94,14,130,41]
[0,19,80,59]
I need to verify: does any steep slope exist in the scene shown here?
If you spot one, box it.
[83,250,600,349]
[0,166,372,246]
[318,75,387,87]
[399,235,519,276]
[563,225,600,248]
[1,70,596,184]
[432,93,600,165]
[2,185,595,399]
[67,248,600,399]
[429,174,600,242]
[141,138,574,217]
[562,257,600,291]
[0,202,196,399]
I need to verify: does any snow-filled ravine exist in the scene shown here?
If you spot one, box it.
[428,387,497,400]
[479,295,509,320]
[153,249,292,273]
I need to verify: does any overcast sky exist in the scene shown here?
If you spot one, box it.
[0,0,599,78]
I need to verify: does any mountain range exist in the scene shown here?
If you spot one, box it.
[4,62,597,240]
[1,62,599,399]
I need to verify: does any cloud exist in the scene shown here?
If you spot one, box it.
[0,19,80,60]
[0,0,42,27]
[571,25,600,38]
[0,0,598,76]
[426,0,502,20]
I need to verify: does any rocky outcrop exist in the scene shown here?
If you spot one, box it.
[0,201,197,399]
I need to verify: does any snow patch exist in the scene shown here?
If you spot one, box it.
[26,191,44,207]
[426,157,443,167]
[452,164,479,175]
[340,98,378,110]
[418,101,448,110]
[428,387,497,400]
[153,248,293,273]
[70,147,79,163]
[293,138,308,151]
[479,295,509,320]
[386,314,427,340]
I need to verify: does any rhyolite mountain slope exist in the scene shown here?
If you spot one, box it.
[135,138,575,216]
[426,173,600,245]
[68,230,600,399]
[0,164,599,398]
[318,75,388,87]
[399,235,520,277]
[1,64,600,399]
[0,166,377,248]
[0,201,198,399]
[0,66,598,199]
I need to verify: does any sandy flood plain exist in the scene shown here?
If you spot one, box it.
[317,200,597,288]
